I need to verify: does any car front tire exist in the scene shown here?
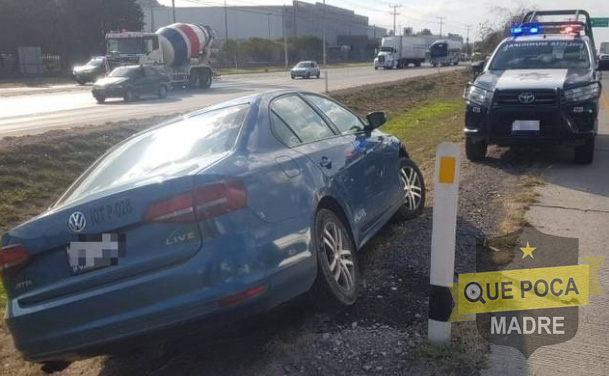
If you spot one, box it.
[94,94,106,104]
[465,137,487,161]
[311,209,359,308]
[394,158,425,221]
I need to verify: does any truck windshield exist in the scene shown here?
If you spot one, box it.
[379,47,394,53]
[429,43,447,57]
[86,57,104,67]
[489,40,590,70]
[107,38,145,54]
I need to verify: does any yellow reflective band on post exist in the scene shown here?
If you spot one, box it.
[438,156,456,184]
[457,265,591,315]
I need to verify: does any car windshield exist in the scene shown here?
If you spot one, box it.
[86,57,104,67]
[107,38,145,54]
[108,67,140,78]
[56,105,250,205]
[296,62,311,68]
[490,40,590,70]
[379,47,394,52]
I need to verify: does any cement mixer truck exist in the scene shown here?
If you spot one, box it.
[105,23,215,88]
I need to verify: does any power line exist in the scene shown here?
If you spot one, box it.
[389,4,401,35]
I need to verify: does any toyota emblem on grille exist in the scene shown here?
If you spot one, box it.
[518,92,536,104]
[68,212,87,233]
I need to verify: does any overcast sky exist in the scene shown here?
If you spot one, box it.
[158,0,609,47]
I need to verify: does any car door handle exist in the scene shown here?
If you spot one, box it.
[320,156,332,169]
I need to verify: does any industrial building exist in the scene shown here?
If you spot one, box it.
[139,1,386,47]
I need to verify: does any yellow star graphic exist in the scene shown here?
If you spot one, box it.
[520,242,536,259]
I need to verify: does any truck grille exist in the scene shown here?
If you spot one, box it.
[494,90,558,106]
[378,55,385,63]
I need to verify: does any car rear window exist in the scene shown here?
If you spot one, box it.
[56,105,249,205]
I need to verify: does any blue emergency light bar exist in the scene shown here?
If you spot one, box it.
[510,24,542,36]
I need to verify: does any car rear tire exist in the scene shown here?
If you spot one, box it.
[158,85,168,99]
[123,89,136,102]
[574,138,594,164]
[465,137,487,161]
[311,209,359,309]
[394,158,425,221]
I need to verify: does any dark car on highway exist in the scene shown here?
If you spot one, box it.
[1,90,425,368]
[72,56,107,85]
[464,10,601,164]
[92,65,171,103]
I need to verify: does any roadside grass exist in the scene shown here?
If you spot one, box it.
[417,322,488,370]
[499,171,544,235]
[0,76,74,89]
[0,70,469,321]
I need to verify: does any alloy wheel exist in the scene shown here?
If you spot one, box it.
[321,220,355,292]
[400,166,423,211]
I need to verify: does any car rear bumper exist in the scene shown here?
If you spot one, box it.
[5,213,316,363]
[464,99,598,146]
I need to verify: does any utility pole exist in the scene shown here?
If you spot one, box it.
[437,16,445,37]
[389,4,402,35]
[464,24,472,54]
[149,0,155,31]
[171,0,176,23]
[323,0,327,93]
[268,12,271,39]
[224,0,229,42]
[283,5,288,68]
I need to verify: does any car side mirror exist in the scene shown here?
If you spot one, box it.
[471,61,484,76]
[366,111,387,130]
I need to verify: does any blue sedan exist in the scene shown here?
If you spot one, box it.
[0,90,425,366]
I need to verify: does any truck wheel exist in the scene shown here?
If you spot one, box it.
[310,209,359,309]
[374,66,378,70]
[200,70,212,89]
[157,85,168,99]
[465,137,487,161]
[414,62,421,67]
[574,138,594,164]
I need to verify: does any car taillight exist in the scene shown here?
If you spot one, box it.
[0,244,29,271]
[145,180,247,223]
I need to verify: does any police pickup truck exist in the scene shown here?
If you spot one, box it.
[464,10,601,164]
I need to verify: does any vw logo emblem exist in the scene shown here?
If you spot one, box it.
[518,92,536,104]
[68,212,87,233]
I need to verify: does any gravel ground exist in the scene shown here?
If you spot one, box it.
[0,142,540,376]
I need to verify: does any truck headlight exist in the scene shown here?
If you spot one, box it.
[465,85,493,107]
[563,83,601,103]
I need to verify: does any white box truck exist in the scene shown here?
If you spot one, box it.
[374,36,427,69]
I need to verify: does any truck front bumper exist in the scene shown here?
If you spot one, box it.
[464,97,598,146]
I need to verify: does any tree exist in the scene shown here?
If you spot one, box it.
[417,28,432,36]
[477,5,535,55]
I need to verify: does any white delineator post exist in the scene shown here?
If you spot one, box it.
[428,142,461,344]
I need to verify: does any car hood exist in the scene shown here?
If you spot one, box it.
[474,69,594,91]
[94,77,129,86]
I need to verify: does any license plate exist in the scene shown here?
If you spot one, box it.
[512,120,540,132]
[66,233,124,275]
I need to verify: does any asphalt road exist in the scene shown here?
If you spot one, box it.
[483,74,609,375]
[0,65,461,138]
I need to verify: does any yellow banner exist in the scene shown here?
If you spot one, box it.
[458,265,590,315]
